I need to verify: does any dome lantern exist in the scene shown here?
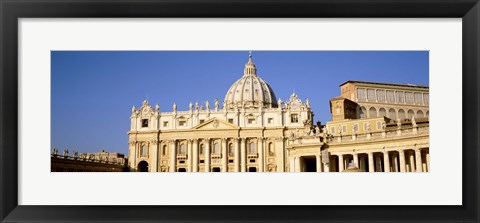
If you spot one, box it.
[243,51,257,76]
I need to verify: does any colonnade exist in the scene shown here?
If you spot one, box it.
[329,148,429,172]
[290,148,429,172]
[158,137,270,172]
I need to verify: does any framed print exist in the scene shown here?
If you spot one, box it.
[1,0,479,222]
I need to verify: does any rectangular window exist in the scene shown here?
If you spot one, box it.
[163,121,168,127]
[386,90,395,103]
[179,120,186,126]
[377,90,386,102]
[423,93,429,105]
[395,91,405,103]
[367,89,376,101]
[414,92,423,104]
[357,88,366,101]
[200,160,205,164]
[405,92,414,104]
[142,119,149,127]
[199,119,205,124]
[268,118,274,124]
[342,125,347,133]
[291,114,298,123]
[248,118,255,124]
[228,118,234,124]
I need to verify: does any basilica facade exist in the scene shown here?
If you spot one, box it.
[128,54,313,172]
[127,54,430,172]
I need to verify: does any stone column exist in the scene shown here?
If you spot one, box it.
[295,156,301,172]
[128,142,136,170]
[234,138,240,172]
[187,139,192,172]
[240,138,246,172]
[205,138,210,172]
[399,149,406,172]
[316,154,322,172]
[415,149,422,172]
[169,140,176,172]
[152,141,158,172]
[408,151,415,172]
[276,137,285,172]
[392,153,398,172]
[353,153,359,168]
[368,152,374,172]
[258,138,264,172]
[383,151,390,172]
[426,152,430,172]
[338,154,344,172]
[222,138,228,172]
[289,157,295,172]
[193,139,199,172]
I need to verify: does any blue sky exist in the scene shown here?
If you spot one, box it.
[51,51,429,155]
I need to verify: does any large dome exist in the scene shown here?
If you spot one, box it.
[224,54,278,109]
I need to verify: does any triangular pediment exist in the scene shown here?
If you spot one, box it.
[193,118,240,130]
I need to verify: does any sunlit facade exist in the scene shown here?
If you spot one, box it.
[127,54,429,172]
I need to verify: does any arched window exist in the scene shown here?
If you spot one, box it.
[141,144,148,157]
[213,142,220,154]
[228,143,234,155]
[248,142,256,154]
[369,107,377,117]
[379,108,387,117]
[162,145,167,155]
[398,109,405,120]
[407,110,415,119]
[359,106,367,119]
[388,108,396,120]
[178,143,186,155]
[417,110,424,118]
[268,142,274,156]
[200,144,205,155]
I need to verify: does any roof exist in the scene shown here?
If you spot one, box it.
[329,96,345,101]
[339,80,429,89]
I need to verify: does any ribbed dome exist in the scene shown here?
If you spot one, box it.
[224,53,278,109]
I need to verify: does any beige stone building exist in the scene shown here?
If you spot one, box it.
[128,54,313,172]
[338,80,429,120]
[127,54,430,172]
[289,81,430,173]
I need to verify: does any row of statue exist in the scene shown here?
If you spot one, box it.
[51,148,112,161]
[137,97,311,113]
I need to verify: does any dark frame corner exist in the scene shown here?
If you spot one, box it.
[1,0,479,222]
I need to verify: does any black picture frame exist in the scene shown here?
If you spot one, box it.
[1,0,479,222]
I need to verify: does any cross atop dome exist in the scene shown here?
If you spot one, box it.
[244,51,257,76]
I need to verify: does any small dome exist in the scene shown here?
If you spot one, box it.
[224,53,278,109]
